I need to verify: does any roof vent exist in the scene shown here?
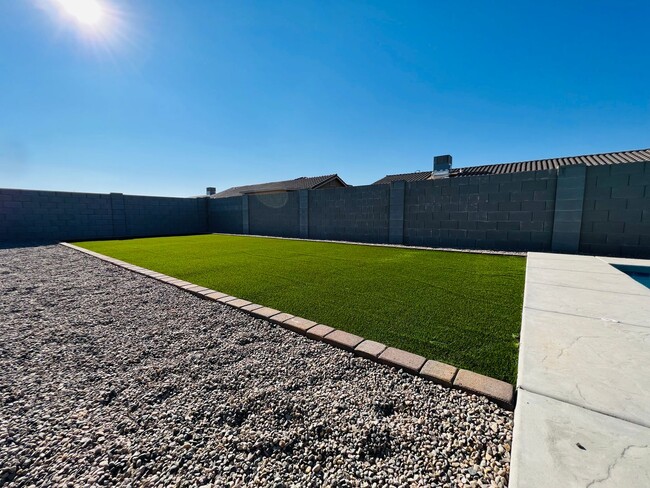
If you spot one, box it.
[206,187,216,196]
[433,155,452,178]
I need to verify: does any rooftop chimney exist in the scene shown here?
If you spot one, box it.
[432,155,452,178]
[206,187,216,196]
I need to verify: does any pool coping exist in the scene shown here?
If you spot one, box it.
[509,252,650,487]
[59,242,515,410]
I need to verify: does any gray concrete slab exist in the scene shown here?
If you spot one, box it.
[527,252,595,262]
[518,308,650,428]
[512,252,650,487]
[599,256,650,268]
[526,255,620,274]
[524,281,650,327]
[525,265,650,295]
[510,390,650,488]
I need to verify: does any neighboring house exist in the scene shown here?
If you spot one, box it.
[373,148,650,184]
[208,174,348,198]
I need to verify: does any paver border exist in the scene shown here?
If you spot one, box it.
[59,242,515,409]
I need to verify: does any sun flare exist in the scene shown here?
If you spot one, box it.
[56,0,104,26]
[43,0,131,55]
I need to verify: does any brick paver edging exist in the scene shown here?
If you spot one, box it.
[60,242,515,409]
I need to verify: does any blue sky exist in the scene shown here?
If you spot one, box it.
[1,1,649,196]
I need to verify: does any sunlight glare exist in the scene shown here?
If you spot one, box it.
[57,0,104,26]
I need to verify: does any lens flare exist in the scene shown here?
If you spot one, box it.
[39,0,136,63]
[56,0,104,26]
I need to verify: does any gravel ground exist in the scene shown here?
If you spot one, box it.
[0,245,513,487]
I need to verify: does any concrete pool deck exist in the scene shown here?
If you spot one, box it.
[510,252,650,487]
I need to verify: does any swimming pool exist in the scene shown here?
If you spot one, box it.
[617,266,650,289]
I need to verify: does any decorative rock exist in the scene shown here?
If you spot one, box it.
[38,244,514,487]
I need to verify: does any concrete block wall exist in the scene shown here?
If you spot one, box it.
[388,181,405,244]
[551,165,587,253]
[248,192,300,238]
[0,188,208,243]
[580,161,650,258]
[122,195,207,237]
[308,185,390,243]
[404,170,557,251]
[0,189,115,242]
[2,161,648,257]
[299,190,309,238]
[208,196,243,234]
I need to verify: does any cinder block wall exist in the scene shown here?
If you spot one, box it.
[309,185,390,243]
[208,196,243,234]
[0,189,115,242]
[216,163,647,257]
[0,189,208,243]
[122,195,207,238]
[580,161,650,258]
[404,170,557,251]
[248,192,300,238]
[2,161,648,257]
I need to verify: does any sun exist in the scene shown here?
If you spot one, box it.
[41,0,129,51]
[56,0,104,26]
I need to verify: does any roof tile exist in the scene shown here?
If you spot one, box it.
[373,148,650,184]
[213,174,345,198]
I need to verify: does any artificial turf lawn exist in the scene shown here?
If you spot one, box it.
[75,234,526,383]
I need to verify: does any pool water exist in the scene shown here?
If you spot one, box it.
[627,271,650,289]
[618,266,650,288]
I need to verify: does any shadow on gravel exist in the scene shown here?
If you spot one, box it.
[0,240,58,249]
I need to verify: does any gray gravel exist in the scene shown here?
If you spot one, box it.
[0,245,512,487]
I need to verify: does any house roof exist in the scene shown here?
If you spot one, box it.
[212,174,347,198]
[373,148,650,185]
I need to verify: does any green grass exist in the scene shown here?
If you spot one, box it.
[75,234,525,383]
